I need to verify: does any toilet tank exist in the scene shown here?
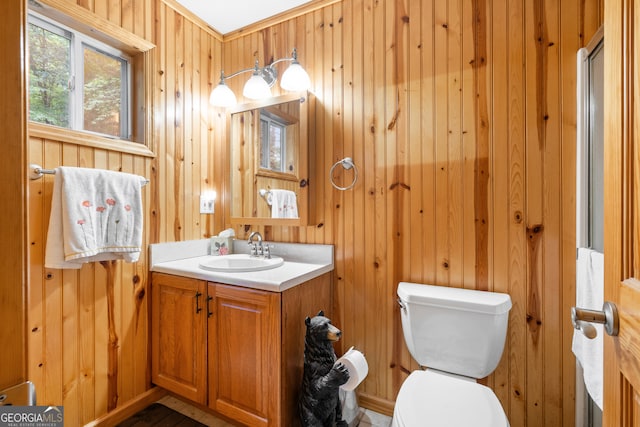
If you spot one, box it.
[397,282,512,379]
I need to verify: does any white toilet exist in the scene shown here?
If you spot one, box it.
[392,281,512,427]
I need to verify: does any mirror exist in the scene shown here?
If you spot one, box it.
[228,93,311,225]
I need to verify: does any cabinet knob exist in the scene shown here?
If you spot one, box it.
[207,295,213,318]
[195,291,202,313]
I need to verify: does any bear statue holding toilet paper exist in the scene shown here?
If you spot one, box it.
[299,311,368,427]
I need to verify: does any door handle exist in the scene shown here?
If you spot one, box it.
[571,301,619,338]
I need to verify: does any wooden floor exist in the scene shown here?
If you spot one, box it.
[116,402,207,426]
[156,396,236,427]
[157,394,392,427]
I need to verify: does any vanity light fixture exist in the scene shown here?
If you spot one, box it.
[209,48,311,108]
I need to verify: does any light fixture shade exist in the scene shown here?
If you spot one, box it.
[243,74,272,99]
[209,82,237,107]
[280,62,311,92]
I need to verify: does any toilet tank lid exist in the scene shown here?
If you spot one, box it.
[397,282,512,314]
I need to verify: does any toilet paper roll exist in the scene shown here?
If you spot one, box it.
[336,347,368,391]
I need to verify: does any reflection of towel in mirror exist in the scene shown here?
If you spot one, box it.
[45,166,145,269]
[572,247,604,409]
[270,189,299,218]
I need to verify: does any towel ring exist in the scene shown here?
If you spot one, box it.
[329,157,358,191]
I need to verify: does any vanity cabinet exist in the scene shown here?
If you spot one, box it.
[208,283,281,426]
[151,273,207,404]
[150,271,333,427]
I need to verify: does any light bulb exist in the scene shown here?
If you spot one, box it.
[243,74,272,99]
[209,82,237,107]
[280,62,311,92]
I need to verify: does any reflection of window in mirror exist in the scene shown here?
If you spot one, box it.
[260,113,286,172]
[257,106,298,179]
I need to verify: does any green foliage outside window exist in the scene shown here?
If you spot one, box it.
[28,22,70,127]
[28,14,130,139]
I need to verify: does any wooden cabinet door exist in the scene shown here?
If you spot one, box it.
[151,273,207,404]
[208,283,281,426]
[603,1,640,425]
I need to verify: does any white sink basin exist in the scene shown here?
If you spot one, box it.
[198,254,284,272]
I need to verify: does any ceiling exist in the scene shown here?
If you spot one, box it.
[175,0,313,35]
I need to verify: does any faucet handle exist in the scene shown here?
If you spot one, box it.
[249,242,258,256]
[263,243,271,259]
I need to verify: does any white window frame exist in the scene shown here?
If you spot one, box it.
[28,11,133,140]
[260,113,287,173]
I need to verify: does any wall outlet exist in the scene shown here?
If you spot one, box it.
[200,195,215,214]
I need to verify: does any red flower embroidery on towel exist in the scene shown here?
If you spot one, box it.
[106,198,116,206]
[82,200,91,207]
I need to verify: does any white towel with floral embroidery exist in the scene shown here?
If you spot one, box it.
[270,189,299,218]
[45,167,145,269]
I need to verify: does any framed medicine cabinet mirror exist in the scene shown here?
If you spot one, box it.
[227,93,314,226]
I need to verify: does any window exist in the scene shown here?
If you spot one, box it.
[260,114,286,172]
[26,0,155,155]
[28,12,132,139]
[577,34,604,253]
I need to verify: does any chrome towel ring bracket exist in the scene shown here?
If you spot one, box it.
[329,157,358,190]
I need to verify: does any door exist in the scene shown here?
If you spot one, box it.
[151,273,207,404]
[208,283,281,426]
[603,0,640,425]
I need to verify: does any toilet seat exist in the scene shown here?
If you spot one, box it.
[392,370,509,427]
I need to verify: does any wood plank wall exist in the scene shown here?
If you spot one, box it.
[223,1,603,426]
[0,0,27,392]
[18,0,604,426]
[24,0,224,425]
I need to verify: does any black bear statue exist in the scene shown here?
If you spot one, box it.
[299,310,350,427]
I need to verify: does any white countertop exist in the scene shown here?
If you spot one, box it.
[149,239,334,292]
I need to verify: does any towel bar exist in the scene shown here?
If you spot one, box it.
[29,163,149,185]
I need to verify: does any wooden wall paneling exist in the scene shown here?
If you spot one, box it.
[334,3,362,351]
[163,5,177,242]
[60,143,80,422]
[174,12,185,242]
[433,1,450,288]
[313,8,328,246]
[462,0,480,293]
[27,137,45,400]
[108,0,121,26]
[525,0,547,423]
[419,0,436,295]
[190,24,202,238]
[487,0,507,402]
[347,0,368,386]
[155,2,167,243]
[78,146,98,423]
[382,0,401,403]
[121,0,132,32]
[94,0,107,20]
[446,0,464,290]
[183,19,195,241]
[541,1,564,423]
[44,141,64,408]
[329,2,345,338]
[505,0,528,423]
[359,0,375,400]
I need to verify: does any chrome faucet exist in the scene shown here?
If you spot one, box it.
[247,231,263,257]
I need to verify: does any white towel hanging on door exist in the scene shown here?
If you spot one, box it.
[572,247,604,409]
